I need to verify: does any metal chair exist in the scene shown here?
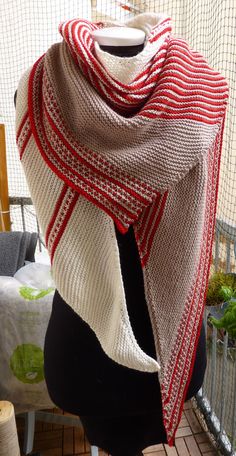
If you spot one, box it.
[21,410,99,455]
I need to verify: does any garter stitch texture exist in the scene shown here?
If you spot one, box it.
[15,12,228,446]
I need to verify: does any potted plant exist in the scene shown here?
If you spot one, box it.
[206,271,236,345]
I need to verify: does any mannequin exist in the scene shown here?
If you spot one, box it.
[92,26,146,46]
[42,26,207,456]
[92,26,146,56]
[14,25,207,456]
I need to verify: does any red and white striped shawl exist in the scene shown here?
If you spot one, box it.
[16,13,228,447]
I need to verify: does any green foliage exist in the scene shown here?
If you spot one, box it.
[19,286,55,300]
[209,300,236,339]
[206,272,236,306]
[10,344,44,384]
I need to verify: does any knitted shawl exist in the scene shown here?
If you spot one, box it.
[16,13,228,446]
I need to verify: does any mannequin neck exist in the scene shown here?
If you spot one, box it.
[91,25,145,57]
[100,43,145,58]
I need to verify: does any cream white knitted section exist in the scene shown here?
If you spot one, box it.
[52,195,159,372]
[16,43,220,374]
[16,69,160,374]
[21,135,65,237]
[94,13,168,85]
[125,12,168,40]
[15,68,31,133]
[16,70,65,235]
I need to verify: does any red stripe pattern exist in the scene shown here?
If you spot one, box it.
[45,184,79,264]
[59,17,227,121]
[59,17,171,113]
[142,39,227,123]
[25,22,228,236]
[27,55,158,234]
[134,192,168,266]
[17,113,31,159]
[16,15,229,447]
[161,123,225,445]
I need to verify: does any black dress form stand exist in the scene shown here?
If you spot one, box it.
[15,42,207,456]
[44,232,206,456]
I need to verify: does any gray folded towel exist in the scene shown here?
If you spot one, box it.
[0,231,38,276]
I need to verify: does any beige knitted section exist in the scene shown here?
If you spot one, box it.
[142,155,207,370]
[45,41,220,194]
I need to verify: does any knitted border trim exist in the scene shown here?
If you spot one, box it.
[161,119,225,444]
[134,192,168,266]
[27,55,161,234]
[59,16,172,111]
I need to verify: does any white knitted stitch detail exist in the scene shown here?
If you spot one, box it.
[52,195,160,372]
[21,135,65,239]
[125,12,168,40]
[21,134,157,375]
[16,69,160,372]
[94,14,168,85]
[17,117,31,153]
[15,67,31,134]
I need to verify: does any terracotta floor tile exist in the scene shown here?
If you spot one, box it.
[175,426,192,438]
[144,452,166,456]
[143,443,165,453]
[175,437,190,455]
[184,435,202,456]
[178,416,189,428]
[198,442,218,453]
[194,432,211,444]
[164,444,178,455]
[185,409,204,434]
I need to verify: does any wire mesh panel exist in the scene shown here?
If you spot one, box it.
[0,0,91,234]
[199,322,236,455]
[0,0,235,271]
[0,1,236,454]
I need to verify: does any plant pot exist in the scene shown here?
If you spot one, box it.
[206,299,236,347]
[206,301,229,319]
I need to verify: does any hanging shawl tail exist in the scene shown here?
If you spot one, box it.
[16,13,229,448]
[133,114,227,444]
[16,67,162,374]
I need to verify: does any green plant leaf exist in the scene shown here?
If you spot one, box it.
[209,300,236,339]
[19,286,55,300]
[218,285,233,301]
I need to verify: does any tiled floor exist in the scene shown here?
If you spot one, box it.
[16,400,221,455]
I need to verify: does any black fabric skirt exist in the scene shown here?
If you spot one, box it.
[43,226,207,455]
